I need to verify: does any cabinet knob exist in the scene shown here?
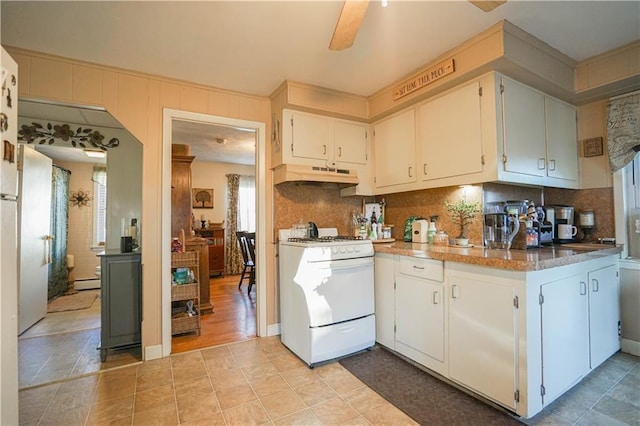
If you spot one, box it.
[548,159,556,171]
[408,166,413,177]
[537,158,546,170]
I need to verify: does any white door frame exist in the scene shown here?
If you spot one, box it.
[161,109,266,356]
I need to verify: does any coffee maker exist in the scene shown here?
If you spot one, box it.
[546,205,575,243]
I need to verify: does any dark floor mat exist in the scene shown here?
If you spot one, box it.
[339,346,523,425]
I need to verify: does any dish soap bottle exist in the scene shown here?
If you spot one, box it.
[427,216,438,244]
[369,210,378,240]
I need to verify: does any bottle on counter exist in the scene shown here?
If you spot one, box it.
[427,216,438,244]
[369,210,378,240]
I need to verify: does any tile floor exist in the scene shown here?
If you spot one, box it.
[19,336,416,425]
[20,290,101,339]
[18,291,141,389]
[18,336,639,426]
[523,351,639,425]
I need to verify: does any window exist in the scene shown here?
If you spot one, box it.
[238,175,255,232]
[93,181,107,246]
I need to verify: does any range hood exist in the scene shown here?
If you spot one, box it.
[273,164,359,186]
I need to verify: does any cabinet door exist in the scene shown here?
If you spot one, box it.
[373,109,417,187]
[501,77,546,178]
[545,97,578,182]
[419,81,483,181]
[101,255,142,349]
[374,253,395,349]
[449,274,517,410]
[540,274,590,405]
[395,275,444,363]
[334,121,367,165]
[588,265,620,369]
[291,111,332,161]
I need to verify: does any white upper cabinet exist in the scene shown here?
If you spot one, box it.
[501,77,547,178]
[369,72,579,195]
[373,109,417,188]
[283,109,368,167]
[333,121,368,165]
[545,96,579,183]
[419,80,484,181]
[500,76,579,187]
[289,111,332,161]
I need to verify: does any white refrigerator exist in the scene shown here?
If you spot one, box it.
[0,46,20,426]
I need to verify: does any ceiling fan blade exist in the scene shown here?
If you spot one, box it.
[329,0,370,51]
[468,0,506,12]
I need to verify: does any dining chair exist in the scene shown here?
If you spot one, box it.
[235,231,255,295]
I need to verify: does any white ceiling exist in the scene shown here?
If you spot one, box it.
[2,1,638,98]
[2,1,639,164]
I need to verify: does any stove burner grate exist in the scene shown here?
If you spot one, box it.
[287,235,365,243]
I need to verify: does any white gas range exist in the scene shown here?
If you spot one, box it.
[278,228,375,367]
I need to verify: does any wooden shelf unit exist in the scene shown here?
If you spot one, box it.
[171,251,201,336]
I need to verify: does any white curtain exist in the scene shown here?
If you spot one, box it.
[238,175,255,232]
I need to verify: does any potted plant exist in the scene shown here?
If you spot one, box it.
[445,199,480,246]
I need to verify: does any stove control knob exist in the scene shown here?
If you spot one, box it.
[354,246,361,252]
[347,246,353,253]
[332,247,339,254]
[339,246,346,253]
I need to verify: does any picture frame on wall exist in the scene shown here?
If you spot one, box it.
[192,188,214,208]
[583,137,604,157]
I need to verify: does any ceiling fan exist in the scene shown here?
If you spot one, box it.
[329,0,506,51]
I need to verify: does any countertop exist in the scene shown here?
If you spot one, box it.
[373,241,622,271]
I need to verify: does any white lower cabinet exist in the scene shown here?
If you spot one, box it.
[373,253,621,419]
[374,253,395,349]
[539,273,590,405]
[448,269,518,411]
[588,265,621,369]
[395,274,444,366]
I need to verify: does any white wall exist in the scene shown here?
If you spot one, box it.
[190,161,255,225]
[620,263,640,356]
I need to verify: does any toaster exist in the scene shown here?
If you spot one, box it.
[412,219,429,243]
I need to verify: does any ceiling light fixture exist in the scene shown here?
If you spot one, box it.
[216,138,228,145]
[84,149,106,159]
[381,0,388,7]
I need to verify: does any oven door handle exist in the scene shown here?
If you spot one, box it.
[308,257,373,270]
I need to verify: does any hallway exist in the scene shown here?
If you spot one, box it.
[172,274,257,354]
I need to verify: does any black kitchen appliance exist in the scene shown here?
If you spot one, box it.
[308,221,319,238]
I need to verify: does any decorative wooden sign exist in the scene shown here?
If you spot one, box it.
[582,137,604,157]
[393,59,455,101]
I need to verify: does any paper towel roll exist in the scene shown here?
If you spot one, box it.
[66,254,74,268]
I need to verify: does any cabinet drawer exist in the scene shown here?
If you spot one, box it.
[399,257,443,282]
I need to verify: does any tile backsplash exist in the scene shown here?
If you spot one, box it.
[273,181,615,246]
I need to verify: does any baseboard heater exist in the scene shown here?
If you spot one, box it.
[74,278,101,290]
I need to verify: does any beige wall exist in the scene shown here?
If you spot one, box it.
[191,161,255,226]
[56,161,101,281]
[7,46,273,354]
[578,100,613,189]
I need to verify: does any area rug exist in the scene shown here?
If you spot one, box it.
[339,346,523,425]
[47,291,98,313]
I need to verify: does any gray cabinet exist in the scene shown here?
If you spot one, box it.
[98,251,142,362]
